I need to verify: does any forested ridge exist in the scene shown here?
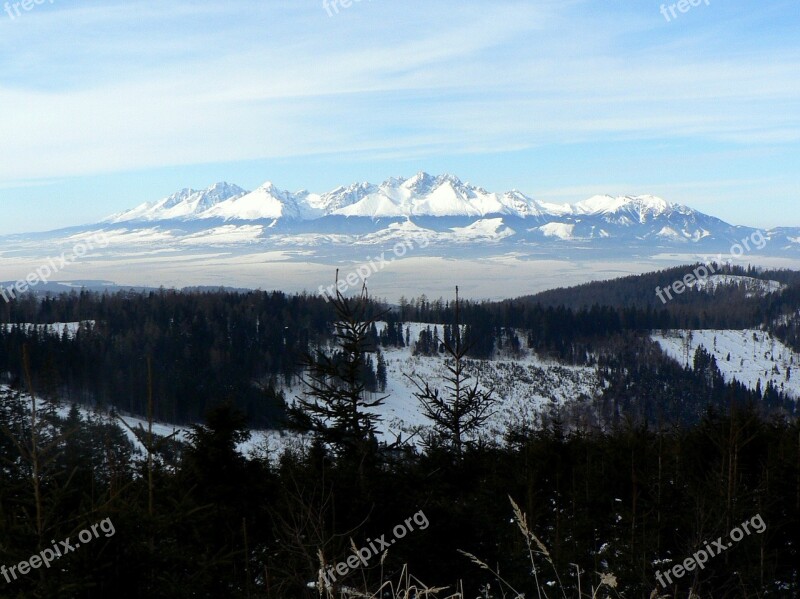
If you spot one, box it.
[2,264,800,426]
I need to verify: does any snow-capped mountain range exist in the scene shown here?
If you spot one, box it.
[106,172,692,225]
[94,172,791,252]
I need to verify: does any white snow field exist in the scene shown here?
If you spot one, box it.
[365,322,602,442]
[689,274,786,297]
[652,329,800,399]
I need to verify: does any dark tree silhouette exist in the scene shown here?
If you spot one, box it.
[407,287,496,457]
[290,275,387,460]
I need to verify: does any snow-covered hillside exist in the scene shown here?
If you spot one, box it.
[0,318,604,453]
[652,329,800,398]
[0,317,602,454]
[7,321,798,459]
[689,274,786,297]
[279,322,603,445]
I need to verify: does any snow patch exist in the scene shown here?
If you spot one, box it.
[652,329,800,399]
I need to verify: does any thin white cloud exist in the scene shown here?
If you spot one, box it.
[0,0,798,185]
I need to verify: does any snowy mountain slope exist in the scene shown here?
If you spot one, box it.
[105,182,247,223]
[652,329,800,398]
[573,194,684,219]
[377,349,601,441]
[200,182,325,221]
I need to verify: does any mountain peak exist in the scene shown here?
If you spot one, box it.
[208,181,241,191]
[104,182,247,223]
[627,194,676,210]
[575,194,680,215]
[195,182,248,210]
[402,171,438,192]
[435,173,464,185]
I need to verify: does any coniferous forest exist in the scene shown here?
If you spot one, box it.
[0,269,798,598]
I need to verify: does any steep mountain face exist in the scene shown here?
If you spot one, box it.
[200,182,327,221]
[106,182,248,222]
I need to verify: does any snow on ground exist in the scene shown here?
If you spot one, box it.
[291,322,604,443]
[689,274,785,297]
[0,386,185,457]
[536,222,577,240]
[1,320,604,454]
[114,413,190,451]
[0,384,299,460]
[113,414,311,460]
[115,413,311,459]
[378,347,601,441]
[0,321,95,338]
[652,329,800,398]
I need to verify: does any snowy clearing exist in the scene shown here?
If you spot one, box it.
[652,329,800,398]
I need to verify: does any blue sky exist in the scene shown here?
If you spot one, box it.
[0,0,798,234]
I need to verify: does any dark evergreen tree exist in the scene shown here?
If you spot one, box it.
[407,288,496,458]
[289,278,387,460]
[376,350,387,393]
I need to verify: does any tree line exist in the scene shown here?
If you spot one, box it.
[2,270,800,428]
